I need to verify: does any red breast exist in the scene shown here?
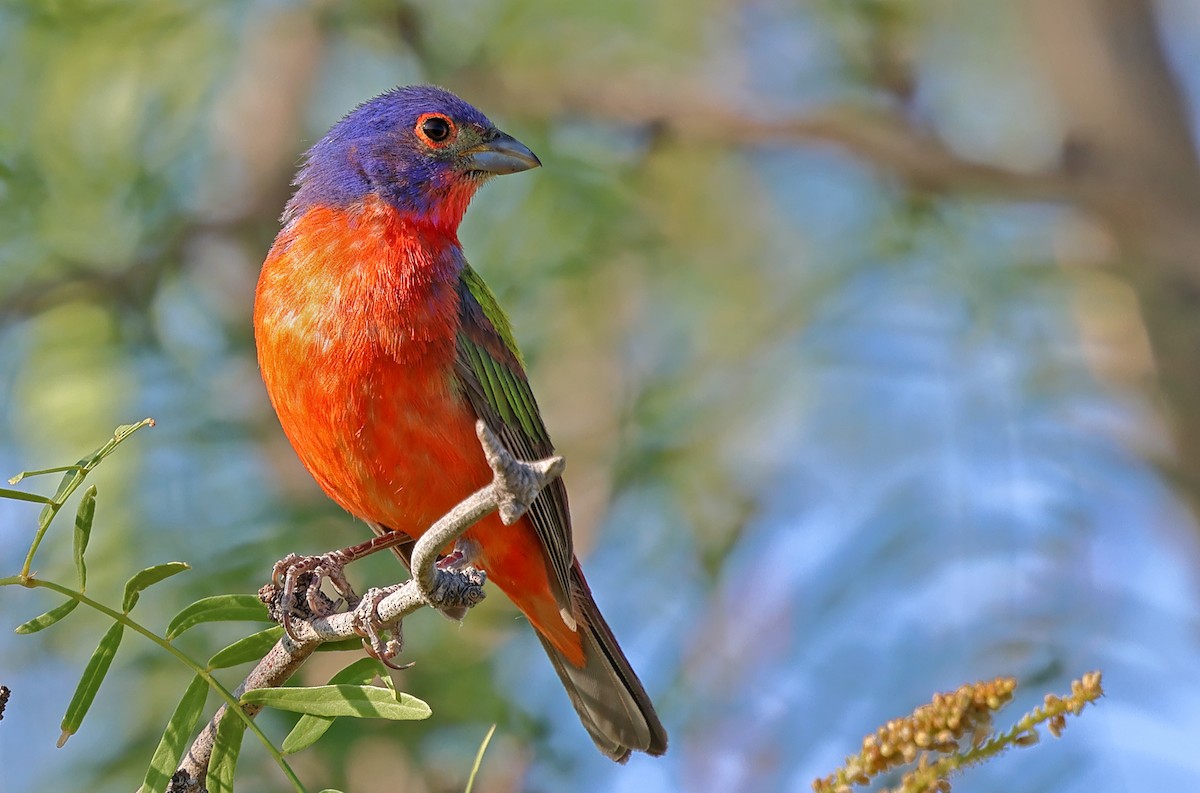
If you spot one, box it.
[254,197,584,664]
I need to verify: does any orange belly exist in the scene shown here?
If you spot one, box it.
[260,329,578,661]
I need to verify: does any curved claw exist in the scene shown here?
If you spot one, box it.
[270,551,361,639]
[362,640,414,671]
[351,584,408,666]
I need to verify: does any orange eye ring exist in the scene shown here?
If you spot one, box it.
[415,113,456,147]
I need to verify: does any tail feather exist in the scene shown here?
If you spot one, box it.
[535,565,668,762]
[375,522,667,759]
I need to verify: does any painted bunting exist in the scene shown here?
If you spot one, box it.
[253,85,667,761]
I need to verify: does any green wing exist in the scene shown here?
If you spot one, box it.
[454,265,574,608]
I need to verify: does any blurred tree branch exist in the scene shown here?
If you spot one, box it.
[170,422,564,792]
[466,74,1079,202]
[466,0,1200,511]
[1021,0,1200,505]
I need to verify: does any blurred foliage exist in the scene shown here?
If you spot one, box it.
[2,1,1199,792]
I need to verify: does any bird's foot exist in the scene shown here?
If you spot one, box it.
[351,584,410,669]
[430,540,484,619]
[269,551,361,640]
[427,565,488,621]
[435,537,481,574]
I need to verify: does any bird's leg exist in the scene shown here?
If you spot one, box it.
[270,531,414,639]
[435,537,481,573]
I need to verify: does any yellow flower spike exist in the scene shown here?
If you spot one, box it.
[812,672,1104,793]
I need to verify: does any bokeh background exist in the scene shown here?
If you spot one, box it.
[3,1,1200,791]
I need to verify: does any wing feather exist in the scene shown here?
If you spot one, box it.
[454,265,574,609]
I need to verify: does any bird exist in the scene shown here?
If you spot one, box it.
[253,85,667,762]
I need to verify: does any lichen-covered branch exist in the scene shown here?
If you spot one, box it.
[170,421,564,791]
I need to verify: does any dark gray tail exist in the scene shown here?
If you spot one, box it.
[535,565,668,762]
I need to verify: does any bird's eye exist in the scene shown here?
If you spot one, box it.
[416,114,455,145]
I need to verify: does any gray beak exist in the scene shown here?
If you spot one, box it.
[465,131,541,175]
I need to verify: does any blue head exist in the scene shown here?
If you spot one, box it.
[285,85,540,227]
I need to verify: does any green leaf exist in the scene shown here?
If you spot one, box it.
[166,594,270,640]
[14,598,79,634]
[7,464,83,485]
[139,675,209,793]
[281,658,387,755]
[465,724,497,793]
[46,467,85,508]
[241,684,430,721]
[206,710,246,793]
[0,487,54,504]
[207,627,283,669]
[74,486,96,590]
[314,637,366,653]
[59,621,125,746]
[280,714,330,756]
[84,418,156,469]
[122,562,190,612]
[326,657,387,684]
[111,417,156,443]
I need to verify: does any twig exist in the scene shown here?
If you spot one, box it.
[171,421,564,791]
[454,74,1080,203]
